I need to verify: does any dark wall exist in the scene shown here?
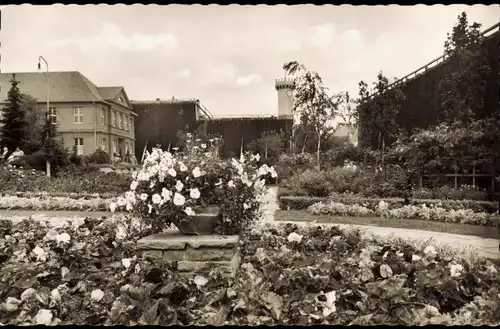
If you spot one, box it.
[133,101,198,156]
[200,117,293,157]
[359,30,499,149]
[133,101,293,158]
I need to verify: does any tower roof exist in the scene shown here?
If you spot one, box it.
[275,77,294,90]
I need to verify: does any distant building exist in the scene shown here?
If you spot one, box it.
[0,71,136,157]
[132,98,211,158]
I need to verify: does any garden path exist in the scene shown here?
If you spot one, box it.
[1,185,498,259]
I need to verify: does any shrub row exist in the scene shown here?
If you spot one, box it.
[279,194,498,213]
[1,218,500,325]
[308,201,498,226]
[0,167,132,195]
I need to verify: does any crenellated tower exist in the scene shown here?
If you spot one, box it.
[275,77,294,118]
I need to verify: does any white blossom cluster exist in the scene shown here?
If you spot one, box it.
[110,147,278,219]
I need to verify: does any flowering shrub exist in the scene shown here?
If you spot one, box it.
[111,147,278,234]
[308,201,497,226]
[2,218,500,325]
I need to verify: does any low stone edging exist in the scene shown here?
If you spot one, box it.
[137,230,241,277]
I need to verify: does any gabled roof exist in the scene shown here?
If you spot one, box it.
[98,86,122,100]
[0,71,132,110]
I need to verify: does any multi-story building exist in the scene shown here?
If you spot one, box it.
[0,71,136,157]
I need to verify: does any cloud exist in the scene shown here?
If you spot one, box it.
[236,73,262,86]
[307,23,337,48]
[201,63,238,86]
[178,68,192,79]
[48,21,178,52]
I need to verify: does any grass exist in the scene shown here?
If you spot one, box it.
[275,210,499,239]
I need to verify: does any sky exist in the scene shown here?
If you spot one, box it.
[0,4,498,117]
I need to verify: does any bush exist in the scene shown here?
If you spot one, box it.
[275,153,316,181]
[413,186,489,201]
[1,219,500,325]
[280,194,498,213]
[308,200,497,226]
[85,149,110,165]
[0,166,132,195]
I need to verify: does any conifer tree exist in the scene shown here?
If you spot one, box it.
[0,74,27,152]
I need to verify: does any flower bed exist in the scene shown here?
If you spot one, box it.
[308,201,498,226]
[279,192,498,213]
[0,166,131,195]
[0,195,114,211]
[0,191,119,199]
[1,218,500,325]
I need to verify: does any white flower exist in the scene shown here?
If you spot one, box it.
[201,143,207,149]
[215,179,223,186]
[151,193,162,205]
[184,207,196,216]
[168,168,177,177]
[175,180,184,192]
[116,197,127,207]
[34,309,53,325]
[287,232,303,243]
[172,147,179,151]
[130,181,138,191]
[126,203,133,211]
[161,188,172,200]
[269,167,278,178]
[33,246,48,261]
[228,180,235,188]
[321,291,336,317]
[5,297,21,312]
[56,233,71,244]
[21,288,36,301]
[192,167,202,178]
[179,162,188,172]
[449,263,464,277]
[173,193,186,206]
[190,188,201,199]
[193,275,208,287]
[140,193,148,201]
[109,202,117,212]
[51,288,61,302]
[251,153,261,162]
[91,289,104,302]
[243,202,251,210]
[122,258,132,269]
[424,245,437,257]
[412,255,422,261]
[61,267,69,279]
[115,225,127,240]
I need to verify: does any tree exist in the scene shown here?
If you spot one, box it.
[21,94,44,154]
[283,61,340,168]
[247,130,285,160]
[356,72,405,165]
[0,74,27,152]
[40,114,69,174]
[438,12,491,124]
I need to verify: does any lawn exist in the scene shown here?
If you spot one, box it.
[275,210,498,239]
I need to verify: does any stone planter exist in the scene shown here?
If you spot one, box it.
[137,230,241,278]
[174,205,221,235]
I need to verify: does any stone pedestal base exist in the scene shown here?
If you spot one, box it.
[137,229,241,277]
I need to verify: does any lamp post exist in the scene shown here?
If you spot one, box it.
[38,56,51,177]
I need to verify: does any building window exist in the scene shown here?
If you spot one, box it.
[101,138,106,151]
[129,117,133,132]
[74,138,84,155]
[113,139,118,154]
[48,107,57,124]
[101,109,106,125]
[112,111,117,127]
[124,116,128,131]
[73,107,83,124]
